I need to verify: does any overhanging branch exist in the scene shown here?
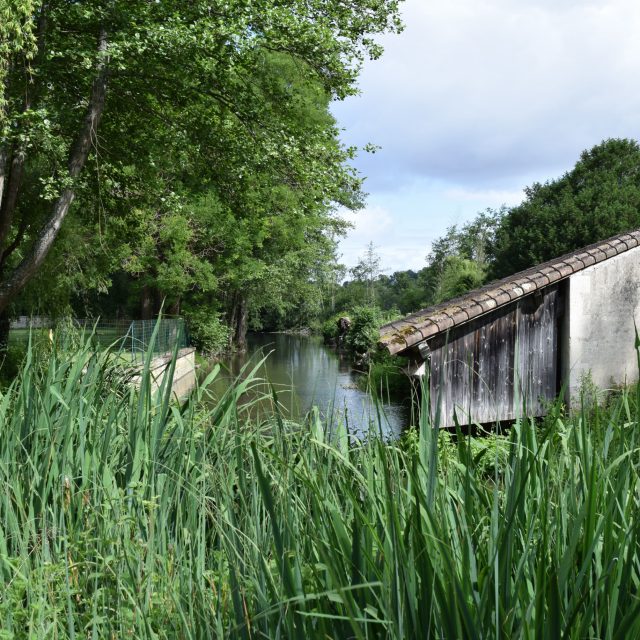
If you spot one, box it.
[0,27,109,313]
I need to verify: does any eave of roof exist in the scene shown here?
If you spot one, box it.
[379,229,640,355]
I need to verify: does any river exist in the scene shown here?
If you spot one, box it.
[206,332,411,439]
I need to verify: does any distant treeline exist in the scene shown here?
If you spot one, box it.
[333,138,640,321]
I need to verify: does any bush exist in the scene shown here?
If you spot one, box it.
[344,305,382,363]
[321,312,351,345]
[184,308,231,357]
[367,354,412,400]
[0,344,26,386]
[321,316,339,344]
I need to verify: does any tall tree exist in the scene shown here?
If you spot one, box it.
[0,0,402,343]
[490,139,640,278]
[350,241,382,305]
[421,208,503,303]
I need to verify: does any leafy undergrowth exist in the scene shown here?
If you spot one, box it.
[1,338,640,638]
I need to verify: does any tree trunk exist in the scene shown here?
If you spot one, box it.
[0,147,8,213]
[0,312,10,351]
[228,299,237,348]
[0,148,26,254]
[0,27,109,315]
[230,293,248,352]
[140,284,154,320]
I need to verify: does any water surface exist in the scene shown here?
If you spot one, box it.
[207,333,410,439]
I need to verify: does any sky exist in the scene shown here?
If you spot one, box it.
[332,0,640,273]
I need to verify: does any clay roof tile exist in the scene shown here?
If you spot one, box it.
[379,227,640,353]
[586,247,607,262]
[528,272,550,287]
[491,289,513,306]
[577,253,596,267]
[553,262,573,278]
[601,244,617,259]
[431,314,453,332]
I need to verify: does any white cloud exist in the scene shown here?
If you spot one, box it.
[339,204,393,235]
[333,0,640,188]
[337,205,426,271]
[330,0,640,272]
[443,187,524,207]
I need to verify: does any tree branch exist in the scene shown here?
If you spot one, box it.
[0,27,109,313]
[0,2,49,253]
[0,211,29,271]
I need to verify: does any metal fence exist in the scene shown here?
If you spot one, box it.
[9,317,189,361]
[73,318,188,361]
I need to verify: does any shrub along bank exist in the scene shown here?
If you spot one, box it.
[322,305,412,402]
[1,340,640,637]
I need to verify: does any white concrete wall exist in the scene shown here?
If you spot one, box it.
[563,246,640,399]
[133,348,197,399]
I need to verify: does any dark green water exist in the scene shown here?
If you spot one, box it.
[207,333,411,438]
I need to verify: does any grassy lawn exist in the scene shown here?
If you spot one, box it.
[7,327,49,346]
[9,325,142,354]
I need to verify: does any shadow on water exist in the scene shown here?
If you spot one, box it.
[204,332,411,439]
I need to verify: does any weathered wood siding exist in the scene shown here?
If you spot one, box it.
[428,286,561,427]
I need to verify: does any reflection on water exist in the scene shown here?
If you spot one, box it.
[205,333,411,439]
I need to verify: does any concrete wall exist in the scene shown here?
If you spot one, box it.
[136,348,197,399]
[563,246,640,399]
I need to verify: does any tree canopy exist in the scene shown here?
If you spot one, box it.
[490,138,640,278]
[0,0,403,347]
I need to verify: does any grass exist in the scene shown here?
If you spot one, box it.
[1,333,640,637]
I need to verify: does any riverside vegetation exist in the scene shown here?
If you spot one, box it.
[2,334,640,638]
[320,306,412,406]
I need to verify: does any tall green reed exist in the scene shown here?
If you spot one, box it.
[1,330,640,638]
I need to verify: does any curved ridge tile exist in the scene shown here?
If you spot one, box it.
[379,227,640,353]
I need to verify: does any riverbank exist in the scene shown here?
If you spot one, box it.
[2,340,640,637]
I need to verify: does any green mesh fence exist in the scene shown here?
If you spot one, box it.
[72,318,188,361]
[9,318,189,362]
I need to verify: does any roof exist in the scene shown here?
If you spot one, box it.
[379,229,640,355]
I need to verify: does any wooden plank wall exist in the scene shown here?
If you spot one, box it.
[428,286,561,428]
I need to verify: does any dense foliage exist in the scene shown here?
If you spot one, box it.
[0,0,403,348]
[333,138,640,341]
[490,138,640,278]
[3,339,640,637]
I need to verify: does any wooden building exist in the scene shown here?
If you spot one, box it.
[379,230,640,428]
